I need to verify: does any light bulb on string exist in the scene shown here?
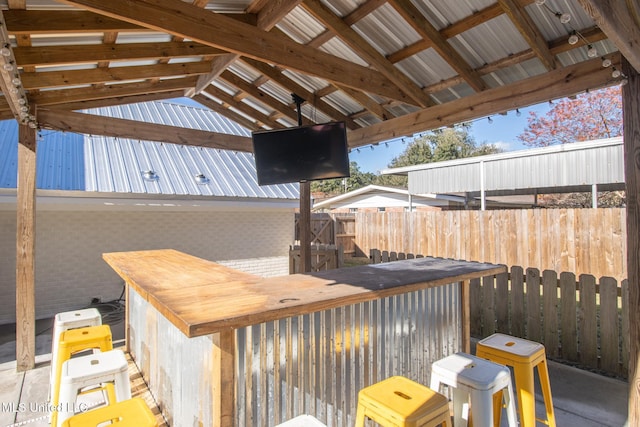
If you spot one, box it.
[556,12,571,24]
[369,145,374,151]
[568,33,579,45]
[587,45,598,58]
[0,45,10,57]
[487,116,493,124]
[612,68,621,78]
[602,57,612,68]
[516,109,522,117]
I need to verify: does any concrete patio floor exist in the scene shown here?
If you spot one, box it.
[0,311,629,427]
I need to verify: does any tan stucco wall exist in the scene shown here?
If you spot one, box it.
[0,209,294,324]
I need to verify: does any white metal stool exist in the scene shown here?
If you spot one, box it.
[56,349,131,427]
[49,308,102,402]
[430,352,517,427]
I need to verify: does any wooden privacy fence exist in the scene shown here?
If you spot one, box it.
[371,249,629,379]
[289,244,343,273]
[357,209,627,282]
[295,213,357,255]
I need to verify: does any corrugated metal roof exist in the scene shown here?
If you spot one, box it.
[0,100,299,200]
[381,137,625,196]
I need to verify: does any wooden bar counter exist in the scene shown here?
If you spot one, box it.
[104,249,505,427]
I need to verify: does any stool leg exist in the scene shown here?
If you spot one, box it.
[355,403,366,427]
[470,389,493,427]
[537,359,556,427]
[452,388,469,427]
[492,390,503,427]
[513,366,536,427]
[504,382,518,427]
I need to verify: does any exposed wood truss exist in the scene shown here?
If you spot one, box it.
[0,0,625,149]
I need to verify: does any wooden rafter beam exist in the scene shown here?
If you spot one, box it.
[189,0,300,96]
[20,61,214,90]
[192,94,262,131]
[577,0,640,74]
[388,0,488,92]
[59,0,411,104]
[3,9,258,34]
[348,54,621,147]
[29,76,198,106]
[220,70,308,125]
[302,0,433,108]
[49,90,186,112]
[202,84,284,129]
[37,108,254,152]
[14,42,224,68]
[241,58,360,129]
[497,0,556,70]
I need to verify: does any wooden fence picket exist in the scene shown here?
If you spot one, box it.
[526,268,541,343]
[543,270,559,358]
[578,274,598,368]
[600,276,620,374]
[369,249,628,378]
[560,272,578,361]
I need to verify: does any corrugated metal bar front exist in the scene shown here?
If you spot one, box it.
[235,282,461,427]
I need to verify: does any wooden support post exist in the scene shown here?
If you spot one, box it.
[16,122,37,372]
[461,279,471,353]
[300,181,312,273]
[212,329,235,427]
[623,56,640,424]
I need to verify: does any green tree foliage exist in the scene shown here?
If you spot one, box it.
[376,126,502,187]
[310,161,376,195]
[517,86,622,147]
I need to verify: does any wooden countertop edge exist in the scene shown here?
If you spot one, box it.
[184,264,506,337]
[103,250,506,338]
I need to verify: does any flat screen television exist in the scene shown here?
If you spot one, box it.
[252,121,350,186]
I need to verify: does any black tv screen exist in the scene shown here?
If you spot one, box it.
[252,121,350,185]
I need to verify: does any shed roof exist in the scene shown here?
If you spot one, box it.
[0,100,300,201]
[312,184,465,210]
[382,137,625,197]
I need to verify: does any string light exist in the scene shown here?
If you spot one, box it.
[516,109,522,117]
[487,116,493,124]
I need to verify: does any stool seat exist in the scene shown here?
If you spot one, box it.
[476,334,556,427]
[57,349,132,426]
[61,397,157,427]
[430,352,517,427]
[50,309,102,402]
[355,376,450,427]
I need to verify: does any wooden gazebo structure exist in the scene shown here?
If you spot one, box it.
[3,0,639,422]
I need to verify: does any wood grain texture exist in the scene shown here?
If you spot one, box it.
[103,249,505,337]
[15,124,36,372]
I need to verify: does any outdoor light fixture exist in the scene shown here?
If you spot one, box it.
[142,170,159,182]
[194,173,210,184]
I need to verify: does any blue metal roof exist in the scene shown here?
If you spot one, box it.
[0,100,299,200]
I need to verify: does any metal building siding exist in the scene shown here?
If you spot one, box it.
[407,139,624,194]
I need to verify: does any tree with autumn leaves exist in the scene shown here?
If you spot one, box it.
[518,85,624,207]
[518,86,622,147]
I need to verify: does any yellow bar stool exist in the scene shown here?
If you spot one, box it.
[60,397,158,427]
[51,324,113,427]
[355,376,450,427]
[475,333,556,427]
[49,308,102,403]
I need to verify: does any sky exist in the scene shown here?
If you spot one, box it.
[349,101,553,174]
